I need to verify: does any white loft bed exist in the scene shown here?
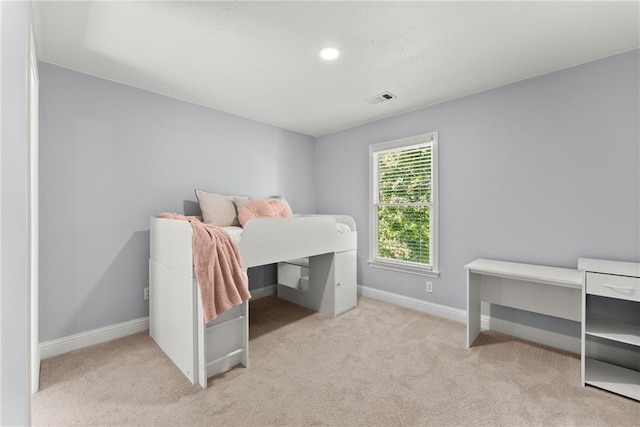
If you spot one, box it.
[149,215,357,388]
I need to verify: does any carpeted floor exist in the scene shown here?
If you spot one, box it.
[32,296,638,426]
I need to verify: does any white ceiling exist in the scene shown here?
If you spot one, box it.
[35,1,640,137]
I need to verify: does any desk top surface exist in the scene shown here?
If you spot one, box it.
[465,258,583,289]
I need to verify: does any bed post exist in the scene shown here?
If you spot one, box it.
[197,288,207,389]
[241,269,249,369]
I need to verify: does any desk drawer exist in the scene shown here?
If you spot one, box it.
[586,272,640,302]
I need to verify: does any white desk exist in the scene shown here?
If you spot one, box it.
[465,258,584,348]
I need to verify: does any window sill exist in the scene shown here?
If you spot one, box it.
[368,259,441,278]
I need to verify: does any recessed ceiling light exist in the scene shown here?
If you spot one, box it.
[320,47,340,61]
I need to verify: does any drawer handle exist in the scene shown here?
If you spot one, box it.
[603,283,635,292]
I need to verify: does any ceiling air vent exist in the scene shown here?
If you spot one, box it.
[365,91,397,105]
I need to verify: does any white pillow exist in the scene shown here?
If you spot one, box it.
[195,189,248,227]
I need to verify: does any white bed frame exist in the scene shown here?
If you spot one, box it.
[149,215,357,388]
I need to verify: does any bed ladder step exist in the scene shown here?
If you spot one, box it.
[205,348,246,381]
[205,315,245,331]
[198,300,249,389]
[207,348,244,368]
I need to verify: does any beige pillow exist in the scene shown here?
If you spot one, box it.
[195,189,248,227]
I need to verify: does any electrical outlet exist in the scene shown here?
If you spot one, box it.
[426,281,433,293]
[144,287,150,300]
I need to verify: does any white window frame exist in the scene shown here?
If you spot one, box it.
[368,132,439,277]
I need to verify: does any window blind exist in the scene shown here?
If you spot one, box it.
[373,141,432,265]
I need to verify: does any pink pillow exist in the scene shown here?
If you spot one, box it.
[237,199,292,226]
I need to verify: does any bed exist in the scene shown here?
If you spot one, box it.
[149,214,357,388]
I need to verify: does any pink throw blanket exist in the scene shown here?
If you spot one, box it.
[157,213,251,323]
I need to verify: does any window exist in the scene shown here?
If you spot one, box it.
[369,132,439,277]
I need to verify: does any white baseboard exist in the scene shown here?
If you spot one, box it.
[39,288,276,360]
[40,317,149,359]
[357,285,467,323]
[41,285,637,370]
[357,285,638,366]
[358,284,579,352]
[480,314,580,353]
[251,284,277,300]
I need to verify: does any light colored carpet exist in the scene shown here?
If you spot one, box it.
[33,296,638,426]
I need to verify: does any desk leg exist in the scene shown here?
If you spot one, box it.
[467,271,481,348]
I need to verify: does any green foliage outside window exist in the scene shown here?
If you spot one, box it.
[376,144,431,264]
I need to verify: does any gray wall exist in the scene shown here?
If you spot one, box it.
[1,1,34,424]
[316,50,640,334]
[38,49,640,344]
[39,63,316,342]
